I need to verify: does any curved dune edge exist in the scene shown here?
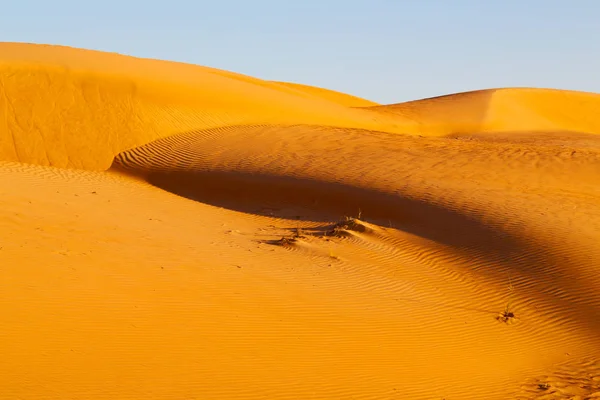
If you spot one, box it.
[109,123,600,398]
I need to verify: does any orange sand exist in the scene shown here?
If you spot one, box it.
[1,43,599,399]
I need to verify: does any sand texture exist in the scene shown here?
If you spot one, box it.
[1,43,600,399]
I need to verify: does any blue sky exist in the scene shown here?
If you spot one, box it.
[1,0,598,103]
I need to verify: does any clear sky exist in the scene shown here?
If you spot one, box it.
[1,0,598,104]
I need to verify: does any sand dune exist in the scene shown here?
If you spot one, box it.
[366,87,600,137]
[1,43,600,399]
[0,43,408,170]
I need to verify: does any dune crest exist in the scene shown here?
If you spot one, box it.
[269,81,380,107]
[4,43,600,171]
[1,43,600,399]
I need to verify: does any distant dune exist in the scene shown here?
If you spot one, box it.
[366,87,600,136]
[1,43,599,399]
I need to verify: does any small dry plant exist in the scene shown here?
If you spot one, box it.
[497,274,516,323]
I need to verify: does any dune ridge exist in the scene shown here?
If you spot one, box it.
[0,42,411,170]
[268,81,380,107]
[1,42,600,399]
[366,87,600,136]
[3,43,600,171]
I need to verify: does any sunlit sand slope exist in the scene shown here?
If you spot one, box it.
[114,124,600,399]
[3,121,599,398]
[1,43,600,399]
[0,43,410,170]
[366,88,600,136]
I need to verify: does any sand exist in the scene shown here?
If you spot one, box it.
[1,43,599,400]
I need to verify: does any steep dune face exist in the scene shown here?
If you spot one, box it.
[0,43,409,170]
[1,43,600,399]
[367,87,600,136]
